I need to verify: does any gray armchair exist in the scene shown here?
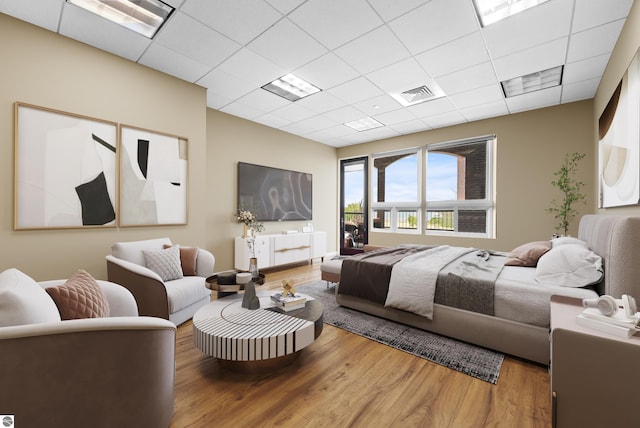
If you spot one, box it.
[106,237,214,325]
[0,268,176,428]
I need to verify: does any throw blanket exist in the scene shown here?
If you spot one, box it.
[385,246,474,319]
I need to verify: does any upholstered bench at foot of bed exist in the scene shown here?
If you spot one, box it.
[321,259,343,284]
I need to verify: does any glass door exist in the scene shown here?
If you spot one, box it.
[340,157,368,255]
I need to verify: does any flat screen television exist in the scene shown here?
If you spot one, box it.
[237,162,312,221]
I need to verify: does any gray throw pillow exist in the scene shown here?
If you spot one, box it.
[143,245,183,282]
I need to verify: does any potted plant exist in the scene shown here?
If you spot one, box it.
[546,152,587,236]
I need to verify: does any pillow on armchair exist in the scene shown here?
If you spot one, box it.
[0,268,61,327]
[45,270,110,320]
[143,245,183,281]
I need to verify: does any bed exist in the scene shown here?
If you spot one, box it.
[334,215,640,364]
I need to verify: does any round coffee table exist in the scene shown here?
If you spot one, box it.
[193,291,323,365]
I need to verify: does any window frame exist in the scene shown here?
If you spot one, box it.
[424,135,495,238]
[370,147,422,234]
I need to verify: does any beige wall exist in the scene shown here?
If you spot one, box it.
[594,0,640,215]
[337,100,595,252]
[206,110,337,271]
[0,14,208,280]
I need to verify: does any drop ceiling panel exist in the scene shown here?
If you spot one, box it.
[505,86,562,113]
[220,101,266,121]
[335,26,411,75]
[407,97,456,118]
[232,89,291,113]
[197,68,255,101]
[181,0,282,45]
[0,0,63,32]
[373,108,418,126]
[388,0,479,55]
[572,0,634,32]
[460,100,509,122]
[328,77,385,104]
[265,0,306,15]
[423,111,467,129]
[492,38,568,82]
[288,0,382,50]
[354,94,404,116]
[366,58,431,94]
[389,119,431,134]
[293,53,360,91]
[139,43,211,82]
[449,84,505,109]
[247,18,327,70]
[217,48,285,89]
[323,106,367,123]
[564,54,610,85]
[59,4,151,62]
[367,0,430,22]
[271,102,317,122]
[415,32,490,78]
[295,92,347,115]
[561,78,600,103]
[482,0,573,59]
[153,12,240,68]
[566,19,626,63]
[436,62,497,96]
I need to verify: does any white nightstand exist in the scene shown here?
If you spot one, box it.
[550,295,640,428]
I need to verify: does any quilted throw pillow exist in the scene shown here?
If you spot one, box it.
[143,245,183,281]
[46,270,109,320]
[504,241,551,267]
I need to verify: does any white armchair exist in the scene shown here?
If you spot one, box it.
[0,268,176,428]
[106,237,214,325]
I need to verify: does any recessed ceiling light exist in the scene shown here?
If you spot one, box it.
[344,117,384,132]
[473,0,550,27]
[501,65,563,98]
[66,0,174,38]
[261,74,321,102]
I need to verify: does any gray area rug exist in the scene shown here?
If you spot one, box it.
[297,281,504,384]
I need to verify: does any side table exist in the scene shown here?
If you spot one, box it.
[550,295,640,428]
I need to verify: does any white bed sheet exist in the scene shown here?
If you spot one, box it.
[494,266,598,327]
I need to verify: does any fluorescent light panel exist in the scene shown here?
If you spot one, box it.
[344,117,384,132]
[66,0,174,38]
[473,0,550,26]
[262,74,321,102]
[501,65,563,98]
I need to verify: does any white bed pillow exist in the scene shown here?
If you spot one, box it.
[534,244,603,287]
[551,236,588,248]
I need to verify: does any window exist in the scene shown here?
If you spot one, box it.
[425,136,495,237]
[371,148,420,232]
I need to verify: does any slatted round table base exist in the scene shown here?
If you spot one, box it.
[193,291,323,369]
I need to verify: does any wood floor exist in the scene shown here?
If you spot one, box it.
[171,262,551,428]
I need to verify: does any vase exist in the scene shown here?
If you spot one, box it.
[243,225,253,238]
[249,257,259,281]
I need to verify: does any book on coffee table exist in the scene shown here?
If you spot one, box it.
[271,292,306,311]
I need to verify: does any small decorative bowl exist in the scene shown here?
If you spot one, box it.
[236,272,252,285]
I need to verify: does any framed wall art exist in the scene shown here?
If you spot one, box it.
[598,47,640,208]
[14,102,117,230]
[119,125,188,226]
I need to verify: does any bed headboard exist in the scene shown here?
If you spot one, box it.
[579,215,640,298]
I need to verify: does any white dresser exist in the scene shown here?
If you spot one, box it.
[234,231,326,271]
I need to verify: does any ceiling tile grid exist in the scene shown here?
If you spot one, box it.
[0,0,634,147]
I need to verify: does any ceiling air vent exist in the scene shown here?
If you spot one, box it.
[400,85,434,104]
[391,80,445,107]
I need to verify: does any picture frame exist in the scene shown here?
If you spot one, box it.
[119,125,188,226]
[598,47,640,208]
[14,102,118,230]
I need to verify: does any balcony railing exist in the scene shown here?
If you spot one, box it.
[426,210,454,231]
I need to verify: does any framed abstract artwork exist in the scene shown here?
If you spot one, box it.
[14,102,117,230]
[598,47,640,208]
[119,125,188,226]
